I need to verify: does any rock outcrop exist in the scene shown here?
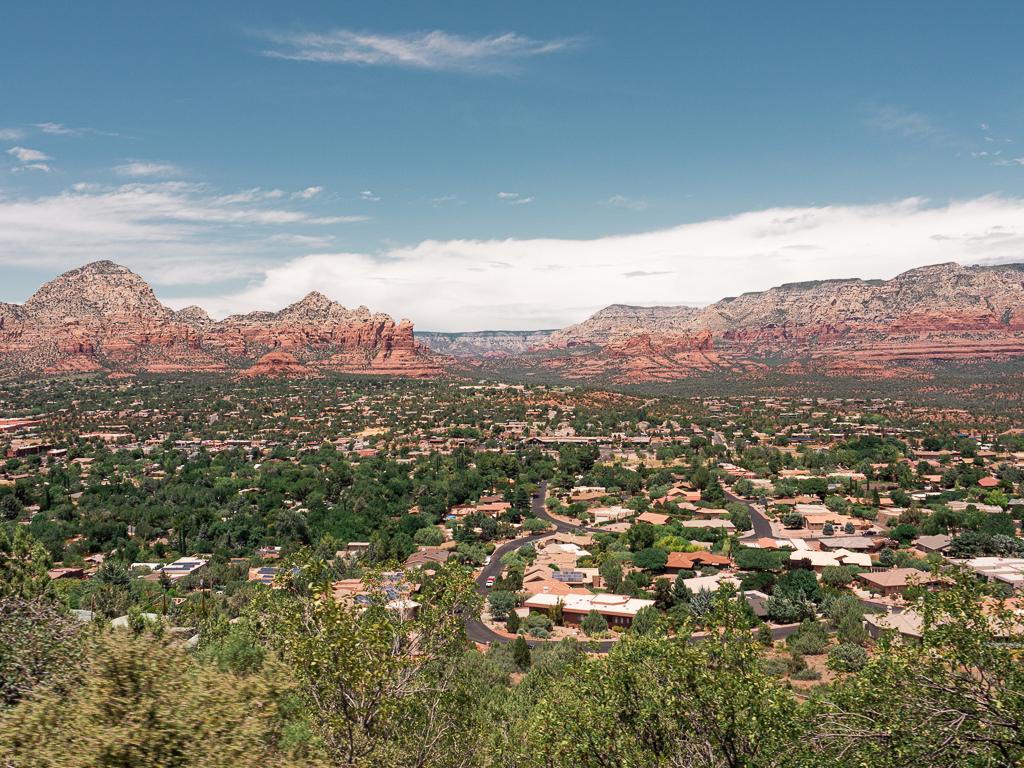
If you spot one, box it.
[534,263,1024,366]
[0,261,443,378]
[238,351,312,379]
[416,329,556,358]
[529,330,743,384]
[539,304,702,349]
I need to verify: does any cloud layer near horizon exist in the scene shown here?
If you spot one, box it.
[172,195,1024,331]
[3,184,1024,331]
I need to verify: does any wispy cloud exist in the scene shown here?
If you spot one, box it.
[258,28,576,73]
[0,182,371,285]
[291,186,323,199]
[602,194,647,211]
[993,157,1024,166]
[0,129,25,141]
[509,197,534,205]
[624,270,671,278]
[867,105,948,142]
[7,147,51,163]
[33,122,119,137]
[497,192,519,198]
[165,195,1024,330]
[114,162,181,177]
[360,190,380,201]
[34,122,74,135]
[6,146,52,172]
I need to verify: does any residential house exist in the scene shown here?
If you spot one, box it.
[663,551,733,575]
[523,592,656,630]
[404,547,452,568]
[858,568,945,598]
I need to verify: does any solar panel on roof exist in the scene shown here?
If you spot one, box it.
[551,571,584,583]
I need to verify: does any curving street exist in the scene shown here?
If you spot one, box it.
[464,481,804,648]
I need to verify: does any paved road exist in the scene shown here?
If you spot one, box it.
[464,481,620,651]
[725,489,774,540]
[463,482,806,649]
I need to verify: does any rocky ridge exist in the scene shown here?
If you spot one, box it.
[538,304,702,349]
[416,330,556,358]
[0,261,443,378]
[532,263,1024,365]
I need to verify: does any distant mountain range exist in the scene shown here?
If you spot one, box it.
[4,260,1024,382]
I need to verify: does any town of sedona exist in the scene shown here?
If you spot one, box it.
[4,4,1024,767]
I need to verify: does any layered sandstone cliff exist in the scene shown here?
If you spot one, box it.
[0,261,443,378]
[535,263,1024,365]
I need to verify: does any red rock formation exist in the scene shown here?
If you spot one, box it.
[0,261,443,379]
[238,351,313,378]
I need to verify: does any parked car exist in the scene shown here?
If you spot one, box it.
[484,556,491,565]
[486,576,495,587]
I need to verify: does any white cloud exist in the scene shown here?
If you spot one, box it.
[360,190,380,200]
[867,106,947,142]
[602,195,647,211]
[34,122,74,135]
[509,197,534,205]
[11,163,51,173]
[0,129,25,140]
[994,157,1024,166]
[113,162,182,177]
[980,124,990,130]
[292,186,323,199]
[165,195,1024,331]
[7,146,51,163]
[497,192,519,198]
[259,28,575,73]
[33,122,119,137]
[0,182,368,285]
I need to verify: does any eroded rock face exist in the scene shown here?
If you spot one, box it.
[237,351,312,378]
[539,304,702,349]
[0,261,443,378]
[540,263,1024,365]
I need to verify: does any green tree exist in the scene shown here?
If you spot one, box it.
[512,636,531,670]
[487,589,517,622]
[413,526,445,547]
[505,608,521,634]
[630,605,662,636]
[652,577,675,611]
[247,557,485,767]
[513,597,800,768]
[599,560,623,593]
[0,629,310,767]
[632,547,668,572]
[581,609,607,637]
[0,528,53,600]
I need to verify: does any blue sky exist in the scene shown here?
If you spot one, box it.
[3,2,1024,330]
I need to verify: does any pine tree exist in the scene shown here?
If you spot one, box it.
[505,609,521,634]
[512,636,531,670]
[844,521,855,534]
[822,522,834,536]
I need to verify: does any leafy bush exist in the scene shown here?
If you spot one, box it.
[763,658,788,676]
[524,611,553,631]
[791,667,822,681]
[828,642,869,672]
[528,627,549,639]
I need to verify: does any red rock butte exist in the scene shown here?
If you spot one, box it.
[0,261,443,379]
[238,351,312,379]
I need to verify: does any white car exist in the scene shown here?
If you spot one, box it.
[484,556,491,565]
